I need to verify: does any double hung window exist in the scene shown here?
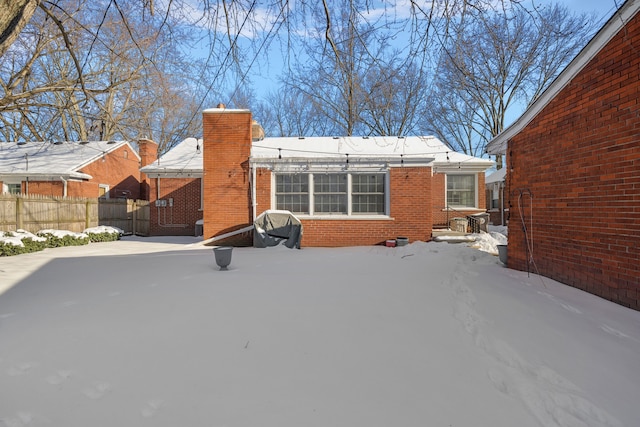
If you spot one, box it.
[447,174,476,208]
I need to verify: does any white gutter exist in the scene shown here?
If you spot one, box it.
[251,164,257,222]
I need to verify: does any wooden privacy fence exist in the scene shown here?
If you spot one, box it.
[98,199,149,236]
[0,195,149,236]
[0,194,98,233]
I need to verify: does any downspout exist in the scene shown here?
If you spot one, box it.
[500,182,505,225]
[60,176,68,197]
[251,162,257,222]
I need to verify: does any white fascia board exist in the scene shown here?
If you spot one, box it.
[143,170,203,178]
[0,172,92,181]
[249,156,435,170]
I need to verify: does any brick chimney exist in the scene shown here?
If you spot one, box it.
[138,139,158,201]
[202,106,253,244]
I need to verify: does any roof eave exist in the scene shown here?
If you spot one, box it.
[0,172,92,180]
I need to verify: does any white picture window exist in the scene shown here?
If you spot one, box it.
[275,172,387,216]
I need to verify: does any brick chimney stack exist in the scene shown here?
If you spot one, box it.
[202,106,253,244]
[138,139,158,201]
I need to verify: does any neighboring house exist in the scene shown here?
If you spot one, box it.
[139,138,203,236]
[485,168,507,226]
[199,106,493,247]
[0,140,142,199]
[486,0,640,310]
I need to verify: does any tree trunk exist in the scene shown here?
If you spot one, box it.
[0,0,39,58]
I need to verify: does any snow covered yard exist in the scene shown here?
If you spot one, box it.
[0,236,639,427]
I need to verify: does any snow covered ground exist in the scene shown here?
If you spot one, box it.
[1,234,639,427]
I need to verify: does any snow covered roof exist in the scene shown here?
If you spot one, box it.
[251,136,493,170]
[141,135,493,176]
[486,0,640,155]
[0,140,138,180]
[140,137,203,177]
[485,167,506,184]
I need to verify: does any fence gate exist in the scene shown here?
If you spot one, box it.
[98,199,150,236]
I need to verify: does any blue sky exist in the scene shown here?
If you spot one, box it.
[241,0,621,102]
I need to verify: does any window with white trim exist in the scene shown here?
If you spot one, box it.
[314,173,347,214]
[447,174,476,208]
[352,173,385,214]
[275,172,387,216]
[7,183,21,195]
[276,174,310,214]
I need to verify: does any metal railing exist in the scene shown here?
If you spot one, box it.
[434,206,488,233]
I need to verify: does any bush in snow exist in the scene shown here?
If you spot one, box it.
[0,230,48,256]
[83,226,123,243]
[37,229,90,248]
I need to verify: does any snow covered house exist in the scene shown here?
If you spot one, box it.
[200,107,493,247]
[486,0,640,310]
[0,140,143,199]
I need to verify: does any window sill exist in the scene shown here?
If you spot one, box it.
[441,207,484,212]
[296,214,393,220]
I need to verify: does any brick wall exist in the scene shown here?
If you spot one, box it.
[253,167,433,247]
[506,12,640,310]
[138,139,158,201]
[202,108,253,244]
[79,144,141,199]
[25,181,65,197]
[67,180,99,198]
[147,177,202,236]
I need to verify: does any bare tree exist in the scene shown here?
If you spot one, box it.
[425,3,598,164]
[0,0,608,151]
[359,55,430,136]
[0,0,39,58]
[253,89,330,137]
[0,0,204,152]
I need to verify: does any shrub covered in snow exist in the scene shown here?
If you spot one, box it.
[0,226,126,256]
[37,229,90,248]
[83,226,123,242]
[0,230,48,256]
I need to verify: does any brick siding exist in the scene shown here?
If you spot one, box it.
[138,139,158,201]
[147,177,202,236]
[254,167,433,247]
[202,108,254,244]
[506,12,640,310]
[79,144,141,199]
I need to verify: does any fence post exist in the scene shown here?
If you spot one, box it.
[85,200,91,230]
[16,197,23,230]
[132,200,137,235]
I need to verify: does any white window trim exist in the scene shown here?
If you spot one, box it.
[272,171,391,218]
[445,173,479,209]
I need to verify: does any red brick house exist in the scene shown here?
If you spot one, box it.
[201,107,492,247]
[485,168,507,226]
[0,140,142,199]
[139,137,204,236]
[486,0,640,310]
